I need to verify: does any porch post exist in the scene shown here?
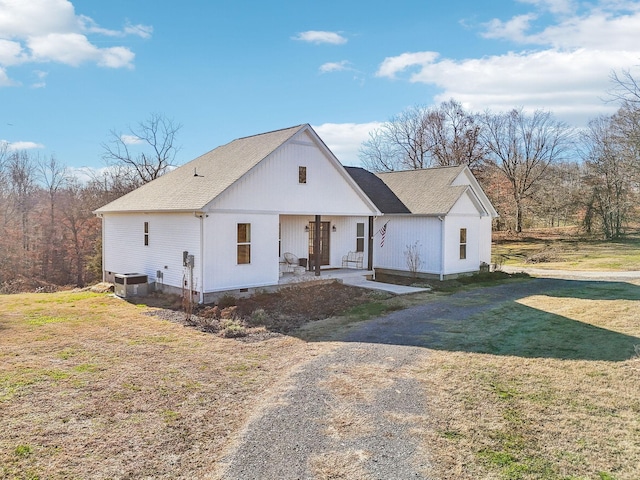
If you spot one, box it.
[368,216,374,270]
[314,214,321,276]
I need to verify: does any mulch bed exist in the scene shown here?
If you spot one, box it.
[144,282,378,338]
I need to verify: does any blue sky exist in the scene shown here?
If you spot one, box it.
[2,0,640,173]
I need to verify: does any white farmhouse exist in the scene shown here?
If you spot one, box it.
[95,124,498,301]
[95,124,380,303]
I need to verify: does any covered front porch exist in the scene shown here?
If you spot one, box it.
[278,214,372,276]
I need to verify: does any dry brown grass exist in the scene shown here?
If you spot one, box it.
[413,282,640,480]
[308,449,372,479]
[493,228,640,271]
[320,363,397,402]
[323,403,375,440]
[0,290,319,479]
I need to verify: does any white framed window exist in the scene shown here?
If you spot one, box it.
[459,228,467,260]
[237,223,251,264]
[144,221,149,246]
[299,166,307,184]
[356,222,365,252]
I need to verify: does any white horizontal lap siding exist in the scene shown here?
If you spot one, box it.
[211,132,375,215]
[205,213,278,291]
[103,213,200,289]
[373,216,442,274]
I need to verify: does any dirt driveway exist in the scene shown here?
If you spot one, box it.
[213,274,639,479]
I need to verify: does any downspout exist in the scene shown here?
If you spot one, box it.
[438,216,445,281]
[195,212,205,304]
[367,216,374,272]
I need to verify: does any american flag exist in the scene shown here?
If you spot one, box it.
[379,222,388,247]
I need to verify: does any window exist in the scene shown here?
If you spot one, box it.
[237,223,251,264]
[459,228,467,260]
[144,221,149,246]
[298,166,307,184]
[356,222,365,252]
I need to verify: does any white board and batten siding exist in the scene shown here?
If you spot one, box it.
[203,212,279,292]
[279,215,370,269]
[442,191,491,275]
[210,131,375,216]
[103,213,201,289]
[373,216,443,274]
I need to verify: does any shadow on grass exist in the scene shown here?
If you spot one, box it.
[335,278,640,362]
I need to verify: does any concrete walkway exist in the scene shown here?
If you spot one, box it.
[341,275,431,295]
[278,268,431,295]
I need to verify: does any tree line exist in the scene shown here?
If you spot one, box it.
[360,73,640,238]
[0,114,180,291]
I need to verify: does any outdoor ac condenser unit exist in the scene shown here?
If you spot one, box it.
[114,273,148,298]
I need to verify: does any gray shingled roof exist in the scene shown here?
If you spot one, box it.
[344,167,410,214]
[363,165,470,215]
[376,166,468,215]
[95,125,306,213]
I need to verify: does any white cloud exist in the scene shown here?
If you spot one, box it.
[376,51,439,79]
[121,134,143,145]
[319,61,351,73]
[31,70,47,88]
[4,140,45,151]
[292,31,347,45]
[376,1,640,126]
[313,122,383,165]
[123,23,153,39]
[0,67,17,86]
[0,0,150,84]
[482,14,538,42]
[517,0,576,15]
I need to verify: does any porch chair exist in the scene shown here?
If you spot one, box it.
[282,252,299,273]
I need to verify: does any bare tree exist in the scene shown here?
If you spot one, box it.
[423,99,486,172]
[581,113,637,239]
[360,105,432,172]
[359,100,485,172]
[480,108,574,233]
[609,68,640,105]
[102,113,182,185]
[37,155,68,279]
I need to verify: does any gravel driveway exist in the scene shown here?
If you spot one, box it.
[213,273,640,479]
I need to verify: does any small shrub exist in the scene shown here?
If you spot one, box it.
[200,305,221,319]
[217,294,237,309]
[220,320,247,338]
[248,308,269,326]
[220,305,238,320]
